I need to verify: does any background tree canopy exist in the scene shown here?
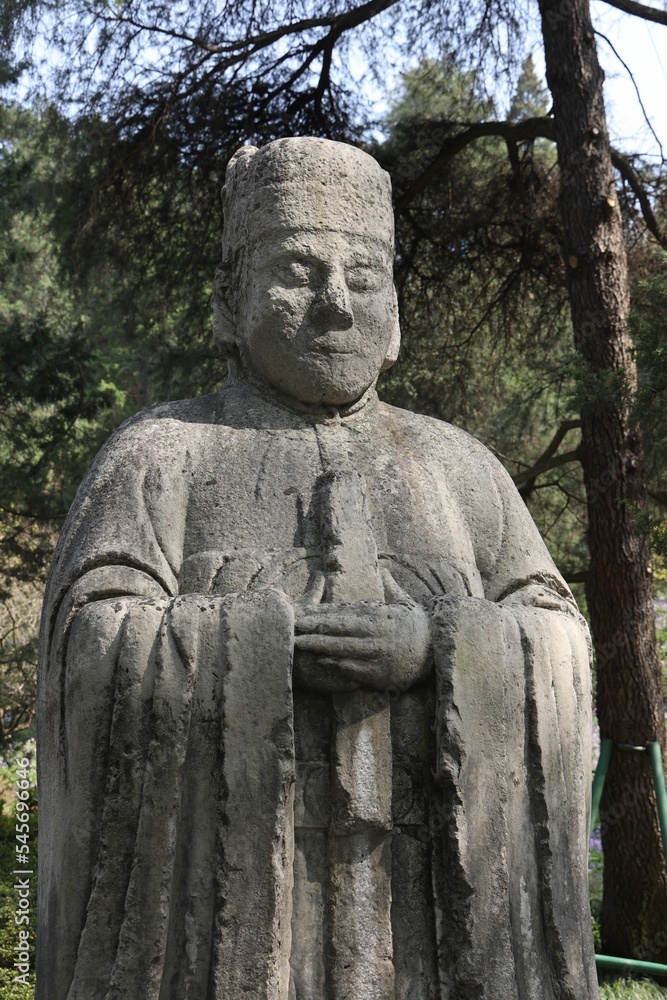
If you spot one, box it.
[1,0,667,977]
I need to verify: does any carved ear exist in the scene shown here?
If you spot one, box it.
[212,261,237,354]
[381,285,401,371]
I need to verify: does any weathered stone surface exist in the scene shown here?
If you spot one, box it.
[38,591,294,1000]
[431,597,595,999]
[37,137,598,1000]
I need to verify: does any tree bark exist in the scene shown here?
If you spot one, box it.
[538,0,667,961]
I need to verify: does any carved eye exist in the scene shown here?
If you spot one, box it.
[345,265,386,293]
[277,259,313,287]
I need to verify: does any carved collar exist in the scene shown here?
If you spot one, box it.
[222,367,380,428]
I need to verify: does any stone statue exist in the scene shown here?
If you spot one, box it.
[37,137,599,1000]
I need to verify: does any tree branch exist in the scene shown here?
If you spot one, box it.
[649,489,667,507]
[108,0,401,58]
[394,116,556,212]
[512,419,582,497]
[611,149,667,249]
[516,449,583,499]
[599,0,667,27]
[104,13,334,55]
[394,116,667,250]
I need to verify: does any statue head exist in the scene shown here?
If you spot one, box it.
[213,137,401,406]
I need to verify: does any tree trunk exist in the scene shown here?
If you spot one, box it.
[538,0,667,961]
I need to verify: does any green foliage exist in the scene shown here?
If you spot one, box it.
[508,54,550,121]
[0,738,36,805]
[654,567,667,699]
[633,256,667,488]
[0,100,227,591]
[599,980,667,998]
[563,351,633,414]
[0,105,129,532]
[590,834,604,946]
[630,258,667,567]
[0,585,39,746]
[623,505,667,561]
[0,103,130,739]
[385,53,494,131]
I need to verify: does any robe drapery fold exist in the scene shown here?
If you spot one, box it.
[39,590,295,1000]
[431,598,595,999]
[37,377,598,999]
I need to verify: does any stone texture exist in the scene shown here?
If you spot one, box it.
[37,137,598,1000]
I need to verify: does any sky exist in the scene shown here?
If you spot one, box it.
[571,1,665,160]
[523,0,666,162]
[351,0,666,163]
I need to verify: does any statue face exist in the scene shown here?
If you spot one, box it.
[237,229,396,406]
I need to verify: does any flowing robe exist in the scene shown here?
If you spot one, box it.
[37,374,599,1000]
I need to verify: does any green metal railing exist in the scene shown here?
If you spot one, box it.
[590,737,667,978]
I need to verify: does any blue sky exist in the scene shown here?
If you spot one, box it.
[575,1,665,159]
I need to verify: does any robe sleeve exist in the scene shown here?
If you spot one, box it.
[467,442,578,609]
[37,415,296,1000]
[427,444,598,999]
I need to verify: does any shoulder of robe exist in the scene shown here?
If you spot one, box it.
[376,402,572,605]
[376,400,513,501]
[50,393,227,582]
[94,392,227,466]
[64,393,232,511]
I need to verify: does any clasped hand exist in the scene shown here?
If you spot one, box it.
[293,575,431,694]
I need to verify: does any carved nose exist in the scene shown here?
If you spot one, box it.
[311,276,354,330]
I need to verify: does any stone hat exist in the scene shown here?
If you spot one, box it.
[221,137,395,262]
[214,137,400,369]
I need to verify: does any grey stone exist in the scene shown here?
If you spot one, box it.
[37,137,598,1000]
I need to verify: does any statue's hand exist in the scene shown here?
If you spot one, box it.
[293,576,431,694]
